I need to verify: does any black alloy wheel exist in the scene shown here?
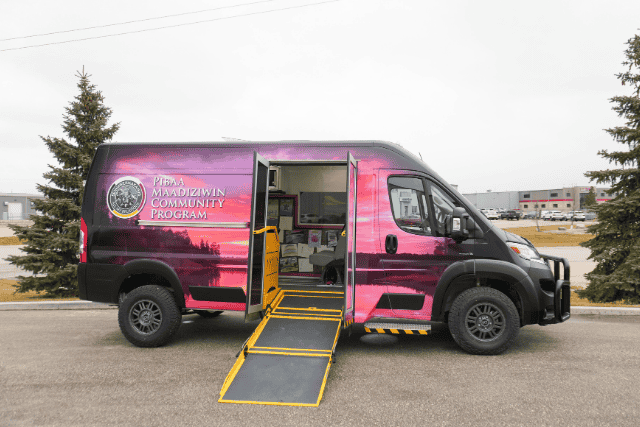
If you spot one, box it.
[130,299,163,335]
[465,302,506,341]
[448,287,520,355]
[118,285,182,348]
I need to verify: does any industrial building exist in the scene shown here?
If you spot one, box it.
[462,186,613,213]
[0,193,44,221]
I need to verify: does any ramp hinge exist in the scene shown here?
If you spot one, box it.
[236,336,251,358]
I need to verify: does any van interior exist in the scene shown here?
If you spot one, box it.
[267,162,348,291]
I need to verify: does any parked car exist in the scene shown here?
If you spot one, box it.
[541,211,552,220]
[500,210,520,220]
[585,212,597,220]
[550,211,564,221]
[485,209,500,220]
[566,211,586,221]
[524,211,538,219]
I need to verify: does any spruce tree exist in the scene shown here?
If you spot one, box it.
[584,186,596,208]
[7,69,119,297]
[577,34,640,304]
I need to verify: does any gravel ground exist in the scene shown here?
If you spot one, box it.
[535,246,595,288]
[0,245,28,280]
[0,225,16,237]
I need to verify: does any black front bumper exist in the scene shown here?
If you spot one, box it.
[538,254,571,325]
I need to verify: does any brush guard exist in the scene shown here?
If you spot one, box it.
[539,254,571,324]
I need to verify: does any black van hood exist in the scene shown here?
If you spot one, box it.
[492,226,532,246]
[504,231,530,245]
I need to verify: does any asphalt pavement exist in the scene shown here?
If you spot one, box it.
[1,310,639,426]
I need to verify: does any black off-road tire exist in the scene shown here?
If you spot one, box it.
[448,287,520,355]
[195,310,223,318]
[118,285,182,348]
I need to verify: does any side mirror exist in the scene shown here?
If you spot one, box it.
[448,207,470,243]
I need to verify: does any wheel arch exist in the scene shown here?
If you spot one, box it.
[431,259,539,325]
[119,259,185,308]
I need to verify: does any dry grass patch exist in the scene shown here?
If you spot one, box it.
[0,279,79,302]
[571,288,640,308]
[502,225,594,247]
[0,236,23,245]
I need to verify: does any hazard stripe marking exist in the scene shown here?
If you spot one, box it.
[364,326,430,335]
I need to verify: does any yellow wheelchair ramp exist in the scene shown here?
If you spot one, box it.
[219,289,343,406]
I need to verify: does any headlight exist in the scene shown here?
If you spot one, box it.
[508,242,546,264]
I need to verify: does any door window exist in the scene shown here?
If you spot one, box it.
[388,176,430,235]
[427,183,459,236]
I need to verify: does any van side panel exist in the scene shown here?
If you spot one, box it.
[84,143,428,317]
[88,147,256,310]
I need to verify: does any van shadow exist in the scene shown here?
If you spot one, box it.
[99,314,560,357]
[98,311,260,349]
[337,323,561,356]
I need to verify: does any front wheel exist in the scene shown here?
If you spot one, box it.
[118,285,182,348]
[448,287,520,355]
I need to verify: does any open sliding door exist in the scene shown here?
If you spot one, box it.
[245,152,270,322]
[344,152,357,327]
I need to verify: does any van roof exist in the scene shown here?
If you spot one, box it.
[101,139,422,159]
[98,139,431,175]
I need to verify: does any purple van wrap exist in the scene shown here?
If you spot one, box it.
[89,141,464,321]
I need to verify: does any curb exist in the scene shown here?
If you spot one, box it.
[0,301,117,310]
[571,306,640,316]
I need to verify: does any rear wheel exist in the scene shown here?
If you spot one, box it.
[448,287,520,355]
[118,285,182,347]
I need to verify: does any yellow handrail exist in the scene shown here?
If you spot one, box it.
[254,225,279,240]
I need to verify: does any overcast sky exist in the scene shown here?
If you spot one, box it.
[2,0,639,195]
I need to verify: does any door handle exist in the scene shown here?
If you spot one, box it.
[385,234,398,254]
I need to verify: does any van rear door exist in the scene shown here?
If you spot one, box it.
[245,153,270,321]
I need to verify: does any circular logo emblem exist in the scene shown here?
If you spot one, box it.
[107,177,146,219]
